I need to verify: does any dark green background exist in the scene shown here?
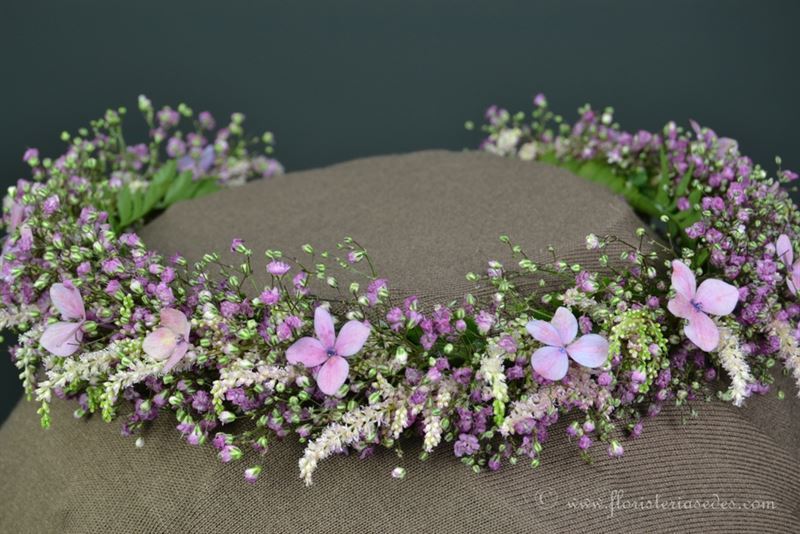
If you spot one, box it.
[1,0,798,424]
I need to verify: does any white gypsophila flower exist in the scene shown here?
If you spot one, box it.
[768,320,800,397]
[517,141,538,161]
[299,400,391,486]
[128,179,149,192]
[495,128,522,156]
[499,391,553,436]
[716,326,754,407]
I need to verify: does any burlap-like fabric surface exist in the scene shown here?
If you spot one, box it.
[1,151,798,533]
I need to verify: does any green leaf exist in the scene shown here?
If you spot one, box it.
[695,248,710,267]
[154,160,177,185]
[190,178,222,199]
[538,151,559,165]
[131,190,145,221]
[654,148,672,209]
[162,170,194,206]
[116,186,133,228]
[576,160,608,183]
[688,187,703,206]
[674,164,694,198]
[630,170,648,188]
[144,160,176,212]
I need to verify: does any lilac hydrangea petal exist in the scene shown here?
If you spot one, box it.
[777,234,793,266]
[566,334,609,368]
[316,355,349,395]
[162,341,189,373]
[178,155,193,172]
[334,320,370,357]
[40,321,83,356]
[313,306,336,349]
[671,260,696,300]
[684,312,720,352]
[143,327,178,360]
[551,306,578,345]
[199,145,215,172]
[694,279,739,317]
[50,283,85,321]
[789,263,800,295]
[9,202,24,233]
[667,293,695,320]
[530,346,569,381]
[160,308,190,338]
[525,319,562,347]
[286,337,328,367]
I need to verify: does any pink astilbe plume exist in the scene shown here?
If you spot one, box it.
[286,306,370,395]
[667,260,739,352]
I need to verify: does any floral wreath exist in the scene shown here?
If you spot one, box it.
[1,94,798,486]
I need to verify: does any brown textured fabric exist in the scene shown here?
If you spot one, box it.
[137,150,647,307]
[1,151,798,533]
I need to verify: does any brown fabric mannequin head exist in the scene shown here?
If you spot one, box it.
[2,151,797,533]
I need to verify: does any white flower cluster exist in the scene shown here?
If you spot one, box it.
[716,326,754,407]
[35,343,122,406]
[478,340,509,405]
[769,320,800,397]
[299,400,391,486]
[12,325,45,397]
[487,128,521,156]
[499,391,553,437]
[0,303,39,330]
[422,379,457,453]
[100,359,167,420]
[210,354,295,413]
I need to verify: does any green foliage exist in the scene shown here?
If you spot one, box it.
[541,150,706,252]
[112,160,222,232]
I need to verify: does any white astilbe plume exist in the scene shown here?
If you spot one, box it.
[422,378,457,453]
[389,397,410,440]
[211,354,295,412]
[299,373,402,486]
[768,319,800,397]
[716,326,754,407]
[0,304,39,330]
[35,343,121,406]
[299,400,391,486]
[478,340,509,405]
[12,325,45,395]
[100,359,167,420]
[380,374,411,440]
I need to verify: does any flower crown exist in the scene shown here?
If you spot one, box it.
[2,94,798,486]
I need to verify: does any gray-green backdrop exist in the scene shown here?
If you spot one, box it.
[1,0,798,423]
